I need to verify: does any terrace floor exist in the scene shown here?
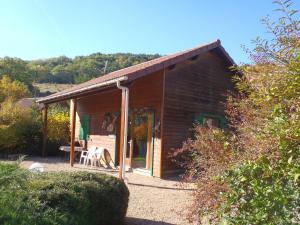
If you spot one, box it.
[19,157,195,225]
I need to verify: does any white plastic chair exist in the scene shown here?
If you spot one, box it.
[80,146,97,165]
[79,150,88,164]
[91,147,104,167]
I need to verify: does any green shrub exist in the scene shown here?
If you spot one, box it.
[172,2,300,224]
[47,104,70,145]
[221,159,300,225]
[46,104,70,155]
[0,103,70,156]
[0,162,129,225]
[0,108,42,155]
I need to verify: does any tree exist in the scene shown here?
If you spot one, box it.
[0,57,33,86]
[0,75,29,103]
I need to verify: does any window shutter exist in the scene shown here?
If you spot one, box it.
[194,114,204,125]
[219,116,226,129]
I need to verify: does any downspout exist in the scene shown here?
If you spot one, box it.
[116,80,129,180]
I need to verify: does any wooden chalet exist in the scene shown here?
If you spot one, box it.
[37,40,235,178]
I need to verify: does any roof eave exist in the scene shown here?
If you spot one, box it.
[37,76,128,104]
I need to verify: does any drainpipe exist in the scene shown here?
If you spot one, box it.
[116,80,129,180]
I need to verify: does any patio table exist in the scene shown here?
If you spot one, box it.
[59,146,86,161]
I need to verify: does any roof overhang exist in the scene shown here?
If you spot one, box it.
[37,76,128,104]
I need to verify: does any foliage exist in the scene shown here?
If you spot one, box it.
[134,123,148,142]
[0,53,160,90]
[172,127,234,181]
[0,75,30,126]
[48,104,70,144]
[171,127,235,223]
[221,159,300,225]
[0,75,69,155]
[0,100,24,126]
[0,75,29,103]
[173,1,300,224]
[0,58,33,86]
[219,1,300,222]
[0,107,42,155]
[0,75,42,155]
[44,104,70,155]
[0,75,29,125]
[0,162,129,225]
[0,104,70,156]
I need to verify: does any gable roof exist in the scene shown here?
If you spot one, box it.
[38,39,234,104]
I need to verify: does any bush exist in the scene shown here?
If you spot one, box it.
[0,107,42,155]
[172,2,300,224]
[0,103,70,156]
[0,75,43,156]
[46,104,70,155]
[221,159,300,225]
[0,162,129,225]
[47,104,70,144]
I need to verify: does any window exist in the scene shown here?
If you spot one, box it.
[203,117,220,128]
[194,113,226,129]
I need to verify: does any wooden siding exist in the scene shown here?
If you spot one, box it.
[69,50,234,178]
[162,50,234,174]
[73,70,164,177]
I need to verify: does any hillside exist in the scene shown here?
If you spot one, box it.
[33,83,75,96]
[0,53,161,91]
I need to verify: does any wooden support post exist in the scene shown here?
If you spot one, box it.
[42,104,48,157]
[70,99,77,166]
[146,112,153,170]
[119,91,126,179]
[159,68,166,178]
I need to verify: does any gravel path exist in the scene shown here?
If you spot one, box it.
[17,157,194,225]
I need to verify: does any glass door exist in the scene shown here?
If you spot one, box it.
[129,109,154,170]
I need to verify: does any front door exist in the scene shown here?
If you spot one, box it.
[127,109,154,171]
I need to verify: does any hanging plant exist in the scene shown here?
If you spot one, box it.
[102,112,118,132]
[133,123,147,142]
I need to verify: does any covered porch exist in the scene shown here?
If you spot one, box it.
[39,70,165,178]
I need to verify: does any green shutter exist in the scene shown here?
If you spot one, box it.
[79,115,90,140]
[194,114,204,125]
[219,116,226,129]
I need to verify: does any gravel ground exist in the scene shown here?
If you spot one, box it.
[17,157,195,225]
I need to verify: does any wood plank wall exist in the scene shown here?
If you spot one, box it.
[74,70,164,177]
[162,51,235,175]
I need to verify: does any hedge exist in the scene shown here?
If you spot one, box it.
[0,162,129,225]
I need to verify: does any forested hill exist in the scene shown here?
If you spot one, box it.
[0,53,160,86]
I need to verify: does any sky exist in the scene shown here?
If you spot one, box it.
[0,0,299,64]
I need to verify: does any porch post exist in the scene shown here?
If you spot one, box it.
[117,81,129,180]
[159,67,166,178]
[42,104,48,157]
[70,99,77,166]
[119,91,126,179]
[146,112,153,170]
